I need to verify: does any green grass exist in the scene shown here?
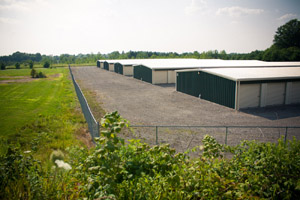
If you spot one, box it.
[5,63,96,70]
[0,68,87,160]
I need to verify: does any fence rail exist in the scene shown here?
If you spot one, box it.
[69,66,99,141]
[69,67,299,149]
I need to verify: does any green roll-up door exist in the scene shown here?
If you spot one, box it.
[134,65,152,83]
[104,62,109,71]
[177,71,236,109]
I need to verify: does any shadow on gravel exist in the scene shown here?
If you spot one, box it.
[240,104,300,120]
[156,83,176,88]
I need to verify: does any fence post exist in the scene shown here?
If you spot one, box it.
[156,126,158,145]
[284,127,288,144]
[97,121,100,137]
[225,127,228,145]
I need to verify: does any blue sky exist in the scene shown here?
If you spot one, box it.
[0,0,299,55]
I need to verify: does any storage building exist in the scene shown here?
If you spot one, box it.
[133,59,222,84]
[176,67,300,110]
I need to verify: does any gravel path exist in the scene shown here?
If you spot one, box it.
[72,66,300,150]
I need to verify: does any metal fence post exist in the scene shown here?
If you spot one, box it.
[225,127,228,145]
[156,126,158,145]
[284,127,288,144]
[97,121,100,137]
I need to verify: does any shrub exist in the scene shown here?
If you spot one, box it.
[29,60,34,69]
[43,61,50,68]
[30,68,36,78]
[30,69,46,78]
[15,62,20,69]
[0,63,5,70]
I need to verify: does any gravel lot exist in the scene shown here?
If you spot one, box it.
[72,66,300,151]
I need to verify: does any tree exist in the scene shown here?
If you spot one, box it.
[15,62,20,69]
[30,68,37,78]
[0,63,5,70]
[43,61,50,68]
[29,60,34,69]
[274,19,300,48]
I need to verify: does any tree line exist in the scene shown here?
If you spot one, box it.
[1,19,299,69]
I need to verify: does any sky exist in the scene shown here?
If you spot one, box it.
[0,0,299,56]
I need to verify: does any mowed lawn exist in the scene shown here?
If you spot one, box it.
[0,68,85,158]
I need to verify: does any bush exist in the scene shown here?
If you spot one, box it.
[30,68,36,78]
[15,62,20,69]
[29,60,34,69]
[30,69,46,78]
[1,111,300,199]
[0,63,5,70]
[43,61,50,68]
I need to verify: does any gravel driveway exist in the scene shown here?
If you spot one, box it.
[72,66,300,150]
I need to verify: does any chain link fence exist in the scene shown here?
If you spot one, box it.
[69,67,299,150]
[69,66,99,141]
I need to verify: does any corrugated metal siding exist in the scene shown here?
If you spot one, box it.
[290,81,300,104]
[97,61,100,68]
[177,71,236,108]
[239,84,260,108]
[114,63,123,75]
[266,82,285,106]
[133,65,152,83]
[103,62,109,71]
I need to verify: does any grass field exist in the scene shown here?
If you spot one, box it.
[0,68,87,160]
[5,63,95,69]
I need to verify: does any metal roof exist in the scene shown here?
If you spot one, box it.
[200,67,300,81]
[98,59,300,70]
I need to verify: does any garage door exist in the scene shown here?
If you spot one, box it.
[239,84,260,108]
[266,82,285,106]
[290,81,300,104]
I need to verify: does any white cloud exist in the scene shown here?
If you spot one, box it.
[0,0,49,12]
[0,17,18,24]
[185,0,207,15]
[277,13,297,21]
[216,6,264,17]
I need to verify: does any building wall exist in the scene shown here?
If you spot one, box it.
[103,62,109,70]
[152,70,168,84]
[97,61,100,68]
[109,63,115,72]
[176,71,236,109]
[123,65,133,76]
[114,63,123,75]
[133,65,152,83]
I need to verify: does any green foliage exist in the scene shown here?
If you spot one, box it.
[274,19,300,48]
[30,68,36,77]
[43,61,50,68]
[0,111,300,199]
[15,62,20,69]
[29,60,34,69]
[50,150,65,163]
[0,68,85,160]
[0,62,5,70]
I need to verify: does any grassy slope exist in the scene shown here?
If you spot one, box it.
[0,68,87,160]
